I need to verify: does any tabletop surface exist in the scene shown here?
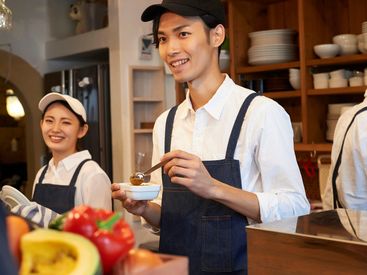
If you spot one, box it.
[247,209,367,244]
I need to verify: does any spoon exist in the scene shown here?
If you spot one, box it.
[130,159,169,185]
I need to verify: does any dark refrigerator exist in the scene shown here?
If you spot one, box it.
[44,64,112,179]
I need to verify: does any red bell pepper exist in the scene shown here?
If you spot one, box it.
[49,205,135,274]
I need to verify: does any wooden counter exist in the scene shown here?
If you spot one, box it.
[247,209,367,274]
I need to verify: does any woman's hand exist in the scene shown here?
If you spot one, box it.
[111,183,148,216]
[161,150,218,199]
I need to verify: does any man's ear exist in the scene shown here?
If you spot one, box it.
[78,124,89,139]
[210,24,226,47]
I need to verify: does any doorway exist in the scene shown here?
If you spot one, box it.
[0,49,43,198]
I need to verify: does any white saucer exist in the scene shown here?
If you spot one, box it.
[1,185,31,209]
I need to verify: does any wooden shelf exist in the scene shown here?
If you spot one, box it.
[294,143,332,153]
[308,86,366,96]
[237,61,300,73]
[306,54,367,67]
[130,66,165,172]
[263,90,301,99]
[134,129,153,134]
[133,97,164,102]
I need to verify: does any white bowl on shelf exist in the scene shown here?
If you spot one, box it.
[333,34,357,45]
[289,76,300,89]
[313,44,340,58]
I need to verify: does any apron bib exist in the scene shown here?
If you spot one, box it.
[159,93,259,275]
[32,159,92,214]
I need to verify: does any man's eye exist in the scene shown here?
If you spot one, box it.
[158,37,166,43]
[180,32,190,38]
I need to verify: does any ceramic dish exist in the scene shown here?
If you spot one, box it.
[118,182,160,201]
[1,185,31,209]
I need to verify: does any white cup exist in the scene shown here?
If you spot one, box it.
[313,72,329,89]
[329,78,348,88]
[329,69,346,79]
[349,76,363,87]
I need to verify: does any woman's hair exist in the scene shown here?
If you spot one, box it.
[42,100,86,127]
[152,13,224,54]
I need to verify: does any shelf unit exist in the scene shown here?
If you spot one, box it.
[129,66,165,172]
[226,0,367,155]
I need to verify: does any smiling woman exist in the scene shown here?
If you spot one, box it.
[29,92,112,216]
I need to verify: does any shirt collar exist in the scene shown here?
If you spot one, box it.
[50,150,91,171]
[178,74,233,120]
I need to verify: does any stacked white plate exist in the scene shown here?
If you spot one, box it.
[326,103,355,141]
[248,29,298,65]
[0,185,30,209]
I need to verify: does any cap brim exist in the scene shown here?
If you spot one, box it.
[141,3,206,22]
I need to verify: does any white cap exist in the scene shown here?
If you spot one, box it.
[39,92,87,122]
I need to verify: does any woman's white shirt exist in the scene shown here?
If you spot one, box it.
[33,150,112,210]
[149,75,310,224]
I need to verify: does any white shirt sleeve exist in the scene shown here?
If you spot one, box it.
[252,101,310,222]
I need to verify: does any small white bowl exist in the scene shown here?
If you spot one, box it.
[289,77,300,89]
[118,183,161,201]
[313,44,341,58]
[333,34,357,45]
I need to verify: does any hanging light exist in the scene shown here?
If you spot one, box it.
[6,89,25,120]
[0,0,12,30]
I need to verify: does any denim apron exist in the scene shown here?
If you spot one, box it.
[331,106,367,208]
[159,93,259,275]
[32,159,91,214]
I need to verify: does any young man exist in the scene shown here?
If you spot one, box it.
[112,0,310,274]
[322,91,367,210]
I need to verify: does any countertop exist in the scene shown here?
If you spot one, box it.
[246,209,367,274]
[248,209,367,244]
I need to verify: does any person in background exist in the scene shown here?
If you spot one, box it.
[112,0,309,274]
[32,92,112,213]
[322,90,367,210]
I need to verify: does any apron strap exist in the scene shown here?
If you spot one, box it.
[69,159,93,187]
[332,106,367,209]
[38,164,49,184]
[164,105,179,153]
[226,93,260,159]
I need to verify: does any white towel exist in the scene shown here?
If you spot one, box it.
[11,202,60,228]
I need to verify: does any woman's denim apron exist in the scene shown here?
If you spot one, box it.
[159,93,259,275]
[32,159,91,214]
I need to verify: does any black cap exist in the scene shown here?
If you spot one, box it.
[141,0,226,25]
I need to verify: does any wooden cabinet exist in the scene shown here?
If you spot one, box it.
[226,0,367,153]
[129,66,165,172]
